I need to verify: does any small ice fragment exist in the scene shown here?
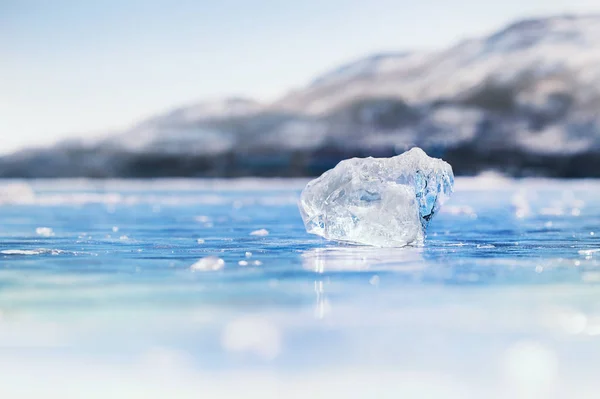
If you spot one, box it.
[250,229,269,236]
[1,248,65,256]
[238,260,249,266]
[298,147,454,247]
[579,249,600,256]
[477,244,496,249]
[245,251,252,258]
[253,260,263,266]
[35,227,54,237]
[1,249,42,255]
[190,256,225,272]
[112,226,119,233]
[119,235,129,240]
[195,216,211,223]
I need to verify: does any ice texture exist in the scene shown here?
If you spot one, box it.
[298,148,454,247]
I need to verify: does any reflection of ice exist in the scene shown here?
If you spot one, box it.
[302,246,425,273]
[314,281,331,319]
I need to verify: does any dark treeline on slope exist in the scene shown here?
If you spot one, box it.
[2,143,600,178]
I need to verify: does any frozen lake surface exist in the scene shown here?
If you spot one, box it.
[1,177,600,398]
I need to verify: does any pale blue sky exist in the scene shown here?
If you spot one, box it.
[1,0,599,153]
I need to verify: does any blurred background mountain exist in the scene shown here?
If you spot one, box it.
[2,13,600,177]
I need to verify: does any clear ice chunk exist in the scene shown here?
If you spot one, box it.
[298,148,454,247]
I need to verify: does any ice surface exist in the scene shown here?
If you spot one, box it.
[3,178,600,398]
[298,148,454,247]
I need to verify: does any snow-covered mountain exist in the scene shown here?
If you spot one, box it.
[3,15,600,177]
[277,15,600,113]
